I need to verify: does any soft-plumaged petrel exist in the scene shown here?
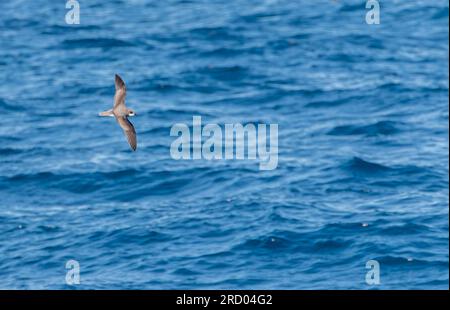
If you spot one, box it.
[99,74,137,151]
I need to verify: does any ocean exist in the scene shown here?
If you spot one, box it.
[0,0,448,289]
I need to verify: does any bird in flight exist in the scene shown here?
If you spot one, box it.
[99,74,137,151]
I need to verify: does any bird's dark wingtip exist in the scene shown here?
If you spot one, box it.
[115,74,125,89]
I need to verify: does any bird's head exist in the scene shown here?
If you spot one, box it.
[127,109,136,117]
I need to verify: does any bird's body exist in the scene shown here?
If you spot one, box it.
[99,74,137,151]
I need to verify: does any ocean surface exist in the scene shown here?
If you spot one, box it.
[0,0,448,289]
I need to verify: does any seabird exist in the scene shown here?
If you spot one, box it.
[99,74,137,151]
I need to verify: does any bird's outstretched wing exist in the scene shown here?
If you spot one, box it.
[116,116,137,151]
[114,74,127,108]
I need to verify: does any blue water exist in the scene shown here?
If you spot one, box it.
[0,0,448,289]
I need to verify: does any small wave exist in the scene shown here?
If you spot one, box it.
[188,26,242,41]
[41,24,101,35]
[328,121,402,136]
[5,169,142,194]
[88,227,173,248]
[60,38,134,48]
[196,65,250,81]
[172,268,201,276]
[312,239,349,251]
[339,3,362,12]
[235,235,293,251]
[343,157,392,174]
[380,223,430,235]
[199,47,243,58]
[0,98,25,112]
[432,7,449,19]
[375,255,428,267]
[0,148,23,156]
[305,94,368,108]
[3,18,40,29]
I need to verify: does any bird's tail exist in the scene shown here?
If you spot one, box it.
[99,109,114,117]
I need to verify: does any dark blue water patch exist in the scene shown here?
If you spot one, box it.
[340,34,385,50]
[198,47,250,58]
[0,98,26,112]
[36,225,62,234]
[311,238,349,252]
[268,39,303,50]
[289,32,313,41]
[124,177,191,197]
[234,235,293,252]
[339,3,363,12]
[327,121,403,136]
[171,267,201,276]
[2,18,41,29]
[375,255,437,268]
[41,24,102,35]
[187,26,243,42]
[379,223,432,236]
[324,53,374,64]
[197,227,236,239]
[87,227,174,248]
[432,6,449,19]
[232,226,360,255]
[103,166,229,201]
[135,77,180,93]
[342,157,392,175]
[338,158,441,189]
[3,169,142,194]
[304,94,368,108]
[0,147,23,156]
[33,110,75,118]
[238,11,287,23]
[60,38,134,49]
[313,222,373,236]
